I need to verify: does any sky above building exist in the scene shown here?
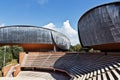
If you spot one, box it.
[0,0,115,45]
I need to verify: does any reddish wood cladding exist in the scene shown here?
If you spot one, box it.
[0,43,54,51]
[91,43,120,51]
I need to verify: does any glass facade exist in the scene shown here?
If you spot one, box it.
[0,25,70,50]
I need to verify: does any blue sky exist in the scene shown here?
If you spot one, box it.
[0,0,115,45]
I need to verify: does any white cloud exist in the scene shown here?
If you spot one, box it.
[0,23,5,27]
[37,0,48,5]
[43,23,56,30]
[43,20,79,45]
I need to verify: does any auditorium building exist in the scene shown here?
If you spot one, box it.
[0,25,71,51]
[78,1,120,51]
[2,1,120,80]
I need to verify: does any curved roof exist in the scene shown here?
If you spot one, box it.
[78,1,120,50]
[0,25,70,50]
[78,1,120,21]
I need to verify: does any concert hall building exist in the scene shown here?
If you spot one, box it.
[0,25,70,51]
[78,1,120,51]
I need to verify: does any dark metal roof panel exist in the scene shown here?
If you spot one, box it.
[78,1,120,48]
[0,25,71,50]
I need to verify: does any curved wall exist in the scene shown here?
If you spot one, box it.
[0,25,70,51]
[52,31,70,50]
[78,1,120,51]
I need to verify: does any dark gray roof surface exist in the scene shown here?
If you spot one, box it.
[0,25,70,50]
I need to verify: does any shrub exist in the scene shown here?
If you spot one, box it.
[0,46,13,68]
[11,45,24,59]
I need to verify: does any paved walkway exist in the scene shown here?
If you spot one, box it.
[0,71,70,80]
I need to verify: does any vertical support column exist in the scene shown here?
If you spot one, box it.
[54,45,56,52]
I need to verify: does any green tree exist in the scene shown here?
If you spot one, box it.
[70,44,81,52]
[70,45,74,52]
[0,46,13,68]
[0,50,3,69]
[0,45,24,69]
[11,45,24,59]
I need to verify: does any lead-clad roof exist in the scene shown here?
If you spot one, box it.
[78,1,120,47]
[0,25,70,50]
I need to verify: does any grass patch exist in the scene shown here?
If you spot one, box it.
[6,59,18,66]
[0,71,2,77]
